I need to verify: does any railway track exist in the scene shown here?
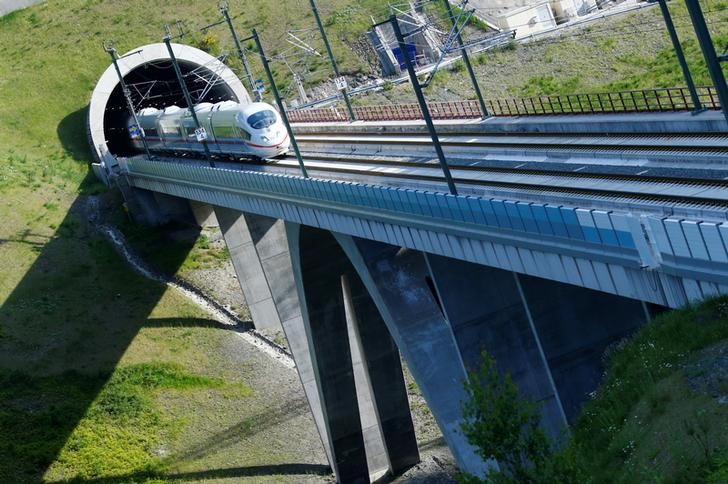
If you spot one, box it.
[135,127,728,212]
[293,131,728,159]
[268,153,728,208]
[264,128,727,209]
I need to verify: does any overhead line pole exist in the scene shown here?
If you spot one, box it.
[442,0,489,119]
[163,31,215,167]
[251,29,309,178]
[309,0,357,121]
[657,0,702,112]
[684,0,728,121]
[390,15,457,195]
[105,44,154,161]
[219,2,261,102]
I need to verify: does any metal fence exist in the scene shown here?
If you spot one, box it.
[286,86,721,123]
[487,86,721,116]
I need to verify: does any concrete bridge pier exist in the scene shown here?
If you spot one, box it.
[116,182,216,229]
[336,236,491,477]
[115,181,175,226]
[214,207,335,471]
[424,254,654,425]
[214,210,419,483]
[289,224,420,483]
[337,236,656,476]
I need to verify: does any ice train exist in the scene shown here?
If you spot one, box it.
[128,101,290,159]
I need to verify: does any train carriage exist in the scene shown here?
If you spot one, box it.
[129,100,289,159]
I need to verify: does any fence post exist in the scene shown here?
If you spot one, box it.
[684,0,728,120]
[658,0,703,112]
[390,15,458,195]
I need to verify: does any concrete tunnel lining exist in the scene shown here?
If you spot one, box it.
[88,42,250,180]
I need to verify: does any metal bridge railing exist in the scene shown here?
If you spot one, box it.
[487,86,721,116]
[286,86,721,123]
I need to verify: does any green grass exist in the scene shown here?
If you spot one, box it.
[117,217,231,275]
[1,2,343,480]
[0,361,250,482]
[0,177,261,481]
[567,296,728,482]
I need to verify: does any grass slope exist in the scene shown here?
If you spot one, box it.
[0,176,329,482]
[357,2,728,105]
[0,0,342,481]
[568,296,728,482]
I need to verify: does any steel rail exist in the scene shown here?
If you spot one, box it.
[292,132,728,153]
[296,132,728,153]
[274,152,728,184]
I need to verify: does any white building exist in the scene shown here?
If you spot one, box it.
[550,0,598,23]
[465,0,600,34]
[496,2,557,39]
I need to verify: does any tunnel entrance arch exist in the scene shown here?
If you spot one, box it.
[88,43,250,181]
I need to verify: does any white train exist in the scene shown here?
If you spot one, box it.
[128,101,290,159]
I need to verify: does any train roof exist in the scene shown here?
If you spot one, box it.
[240,102,278,117]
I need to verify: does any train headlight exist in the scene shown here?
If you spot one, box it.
[261,136,270,143]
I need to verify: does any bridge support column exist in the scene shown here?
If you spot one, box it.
[291,225,418,483]
[150,192,195,224]
[335,236,489,478]
[425,253,650,431]
[115,179,191,226]
[425,254,569,440]
[189,201,218,228]
[213,208,335,473]
[515,272,653,420]
[337,236,654,477]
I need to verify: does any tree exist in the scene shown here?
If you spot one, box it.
[459,351,582,483]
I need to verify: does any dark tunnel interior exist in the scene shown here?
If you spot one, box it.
[103,60,238,156]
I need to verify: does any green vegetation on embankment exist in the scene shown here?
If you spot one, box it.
[567,296,728,482]
[358,1,728,105]
[459,297,728,483]
[0,0,344,481]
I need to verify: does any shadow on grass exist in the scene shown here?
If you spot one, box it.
[50,463,332,483]
[145,317,253,332]
[57,107,93,163]
[0,193,199,482]
[0,230,51,248]
[167,396,312,465]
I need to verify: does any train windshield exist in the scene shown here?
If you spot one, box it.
[247,110,277,130]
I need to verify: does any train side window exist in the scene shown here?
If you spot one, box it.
[145,127,158,137]
[236,127,251,141]
[214,125,235,138]
[160,123,178,137]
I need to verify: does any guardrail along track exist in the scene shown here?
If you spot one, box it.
[287,86,722,122]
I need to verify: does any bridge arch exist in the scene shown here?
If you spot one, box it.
[87,42,250,180]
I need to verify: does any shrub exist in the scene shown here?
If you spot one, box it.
[460,351,582,483]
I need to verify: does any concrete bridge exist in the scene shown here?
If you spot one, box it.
[90,43,728,483]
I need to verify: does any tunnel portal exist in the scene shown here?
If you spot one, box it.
[88,43,250,177]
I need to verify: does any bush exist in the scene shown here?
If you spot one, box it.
[460,351,583,483]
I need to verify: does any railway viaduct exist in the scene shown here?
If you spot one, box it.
[89,43,728,483]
